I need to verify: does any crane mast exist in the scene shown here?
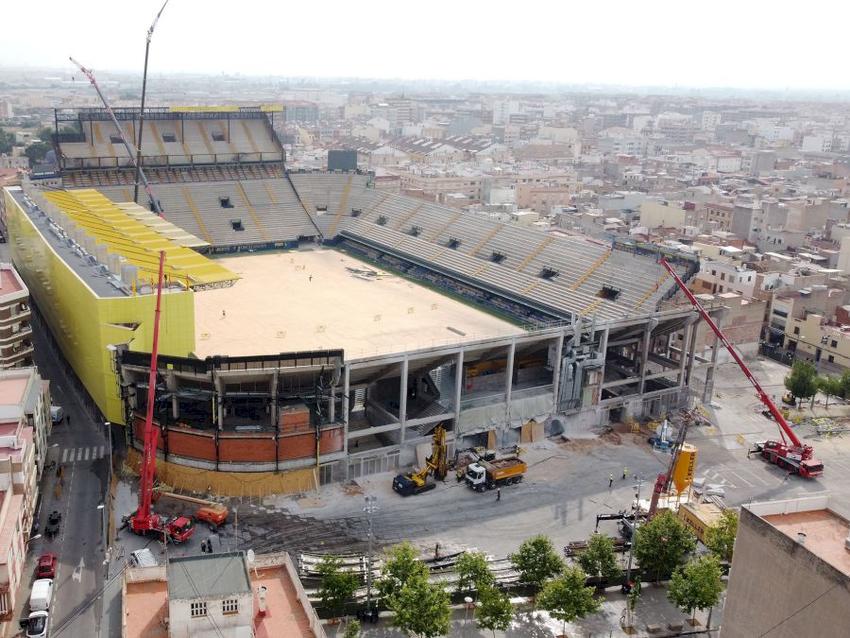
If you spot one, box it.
[68,56,163,216]
[660,258,822,478]
[131,251,165,534]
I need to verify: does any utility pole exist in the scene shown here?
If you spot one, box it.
[134,0,170,205]
[623,476,644,631]
[364,495,379,616]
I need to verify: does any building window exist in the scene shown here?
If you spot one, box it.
[793,327,800,335]
[190,602,207,618]
[829,355,835,363]
[832,340,838,348]
[222,599,239,615]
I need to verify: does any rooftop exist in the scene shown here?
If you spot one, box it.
[750,496,850,577]
[167,551,251,600]
[0,265,24,296]
[193,249,522,359]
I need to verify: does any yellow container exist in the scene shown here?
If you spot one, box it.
[672,443,697,494]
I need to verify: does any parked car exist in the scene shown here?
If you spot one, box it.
[29,579,53,612]
[26,611,48,638]
[45,512,61,540]
[35,553,57,580]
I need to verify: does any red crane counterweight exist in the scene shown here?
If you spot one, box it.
[659,258,823,479]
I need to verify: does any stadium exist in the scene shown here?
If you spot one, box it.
[2,106,716,494]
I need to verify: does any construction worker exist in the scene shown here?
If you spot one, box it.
[496,487,501,502]
[608,473,614,488]
[623,467,628,480]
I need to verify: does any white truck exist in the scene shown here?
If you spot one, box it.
[29,579,53,612]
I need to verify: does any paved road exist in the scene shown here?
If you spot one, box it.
[18,308,112,638]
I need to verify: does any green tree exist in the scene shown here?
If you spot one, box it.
[705,510,738,563]
[24,142,51,166]
[377,542,429,602]
[633,510,696,582]
[818,375,843,408]
[475,585,514,637]
[784,360,818,408]
[317,555,358,619]
[388,574,451,638]
[455,551,494,596]
[509,535,564,592]
[667,555,724,623]
[0,128,13,155]
[577,533,621,582]
[839,370,850,399]
[538,566,600,637]
[342,618,361,638]
[37,127,54,143]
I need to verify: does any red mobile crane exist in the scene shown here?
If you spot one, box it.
[660,259,823,479]
[128,251,195,543]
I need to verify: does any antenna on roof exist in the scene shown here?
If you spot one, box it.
[68,56,164,217]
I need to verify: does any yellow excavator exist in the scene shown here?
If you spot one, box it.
[392,425,448,496]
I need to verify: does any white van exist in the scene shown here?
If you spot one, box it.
[49,406,64,424]
[129,548,158,568]
[29,579,53,611]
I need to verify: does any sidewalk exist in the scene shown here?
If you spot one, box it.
[324,584,720,637]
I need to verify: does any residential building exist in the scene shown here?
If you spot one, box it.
[693,260,757,298]
[722,496,850,638]
[0,265,32,369]
[515,183,572,213]
[0,367,51,630]
[122,551,324,638]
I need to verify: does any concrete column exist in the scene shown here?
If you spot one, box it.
[214,373,224,430]
[638,320,657,394]
[329,387,336,423]
[685,320,699,387]
[596,327,610,404]
[678,323,693,387]
[399,356,409,444]
[270,371,278,428]
[166,371,179,419]
[504,340,516,430]
[551,332,565,410]
[453,350,464,429]
[702,332,721,403]
[342,366,350,457]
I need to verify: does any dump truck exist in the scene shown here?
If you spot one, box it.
[464,456,526,491]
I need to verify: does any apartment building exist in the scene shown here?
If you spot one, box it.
[0,368,51,630]
[0,266,31,369]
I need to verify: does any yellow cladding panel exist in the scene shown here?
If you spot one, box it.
[5,190,196,425]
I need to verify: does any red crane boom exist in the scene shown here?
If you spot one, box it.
[660,258,823,478]
[131,251,165,534]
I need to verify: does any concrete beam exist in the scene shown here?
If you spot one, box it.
[399,356,409,443]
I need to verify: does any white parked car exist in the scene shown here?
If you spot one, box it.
[26,611,48,638]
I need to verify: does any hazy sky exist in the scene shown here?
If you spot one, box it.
[1,0,847,89]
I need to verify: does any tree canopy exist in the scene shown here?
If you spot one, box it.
[667,555,724,622]
[538,565,600,635]
[317,554,359,619]
[785,360,818,407]
[475,585,514,637]
[0,128,13,155]
[388,574,451,638]
[633,510,696,582]
[342,618,361,638]
[509,534,564,591]
[377,542,429,602]
[455,551,494,596]
[705,510,738,563]
[577,533,621,582]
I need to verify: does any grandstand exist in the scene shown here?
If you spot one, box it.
[0,106,713,493]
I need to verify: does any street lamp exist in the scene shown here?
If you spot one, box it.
[623,476,643,593]
[363,495,379,616]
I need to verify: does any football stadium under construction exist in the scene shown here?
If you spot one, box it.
[1,106,722,494]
